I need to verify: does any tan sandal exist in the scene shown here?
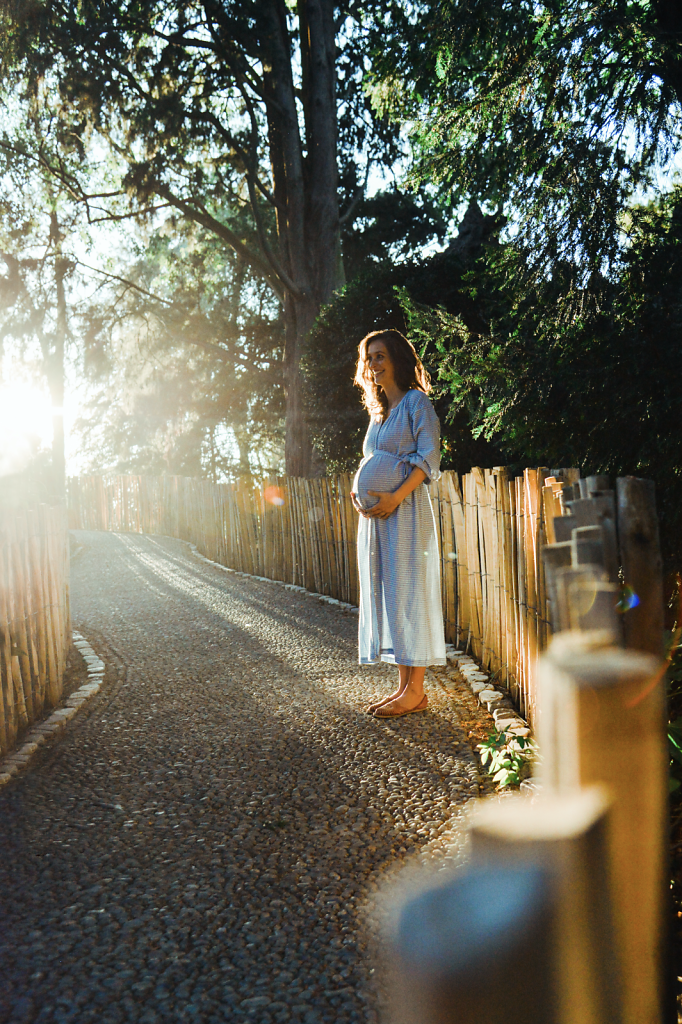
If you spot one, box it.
[365,694,402,714]
[373,695,428,719]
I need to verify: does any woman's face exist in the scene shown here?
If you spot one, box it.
[367,340,395,391]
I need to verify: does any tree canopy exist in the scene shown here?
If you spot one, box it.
[2,0,439,473]
[370,0,682,289]
[2,0,682,576]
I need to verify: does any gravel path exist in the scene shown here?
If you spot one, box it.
[0,531,491,1024]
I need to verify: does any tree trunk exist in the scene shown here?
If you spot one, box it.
[284,291,318,476]
[234,429,252,476]
[264,0,340,477]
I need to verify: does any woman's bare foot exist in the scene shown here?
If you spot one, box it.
[373,668,427,717]
[366,666,410,714]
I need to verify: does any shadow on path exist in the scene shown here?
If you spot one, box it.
[0,532,480,1024]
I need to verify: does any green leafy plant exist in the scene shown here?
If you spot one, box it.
[478,729,537,788]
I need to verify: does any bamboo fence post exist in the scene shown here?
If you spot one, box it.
[260,480,270,578]
[536,469,550,655]
[336,475,348,601]
[475,469,491,670]
[311,479,325,593]
[448,473,468,649]
[506,476,519,704]
[40,504,63,704]
[289,479,303,588]
[497,468,513,690]
[337,474,356,605]
[1,524,29,733]
[305,479,323,594]
[302,479,316,590]
[226,482,238,570]
[319,477,338,599]
[20,508,44,707]
[523,471,538,718]
[447,475,459,645]
[464,472,483,660]
[26,508,48,710]
[487,469,503,679]
[59,503,71,646]
[53,506,68,681]
[290,478,303,587]
[536,634,667,1024]
[431,477,445,631]
[0,522,16,753]
[280,476,293,584]
[273,479,283,580]
[440,474,458,644]
[514,475,527,715]
[6,517,33,721]
[328,476,342,600]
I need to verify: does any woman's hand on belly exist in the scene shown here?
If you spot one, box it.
[351,490,398,519]
[351,491,365,516]
[357,466,428,519]
[351,467,427,519]
[363,490,401,519]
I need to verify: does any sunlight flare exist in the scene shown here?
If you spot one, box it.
[0,382,53,477]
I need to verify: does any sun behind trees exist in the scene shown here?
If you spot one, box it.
[0,0,435,476]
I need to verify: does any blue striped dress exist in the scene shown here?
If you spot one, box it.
[353,389,446,667]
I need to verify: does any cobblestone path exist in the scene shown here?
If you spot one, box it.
[0,532,487,1024]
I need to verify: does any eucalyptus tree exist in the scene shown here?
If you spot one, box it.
[3,0,404,475]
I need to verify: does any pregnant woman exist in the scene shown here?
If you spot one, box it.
[351,329,446,718]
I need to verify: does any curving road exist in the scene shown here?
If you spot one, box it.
[0,531,487,1024]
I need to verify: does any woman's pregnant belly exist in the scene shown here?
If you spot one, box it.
[352,451,408,510]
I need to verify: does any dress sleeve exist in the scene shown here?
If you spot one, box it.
[406,392,441,484]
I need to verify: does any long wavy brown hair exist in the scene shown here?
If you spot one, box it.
[354,329,431,421]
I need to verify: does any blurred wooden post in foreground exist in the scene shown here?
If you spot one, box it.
[388,865,558,1024]
[470,788,622,1024]
[537,633,667,1024]
[385,790,621,1024]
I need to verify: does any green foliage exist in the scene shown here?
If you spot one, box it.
[340,186,450,281]
[400,188,682,568]
[369,0,682,287]
[0,1,452,477]
[478,729,537,788]
[75,220,286,477]
[302,246,505,473]
[0,0,409,290]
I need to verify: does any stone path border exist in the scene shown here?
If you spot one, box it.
[446,652,532,738]
[0,632,104,787]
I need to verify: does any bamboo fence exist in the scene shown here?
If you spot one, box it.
[69,468,569,722]
[0,504,71,756]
